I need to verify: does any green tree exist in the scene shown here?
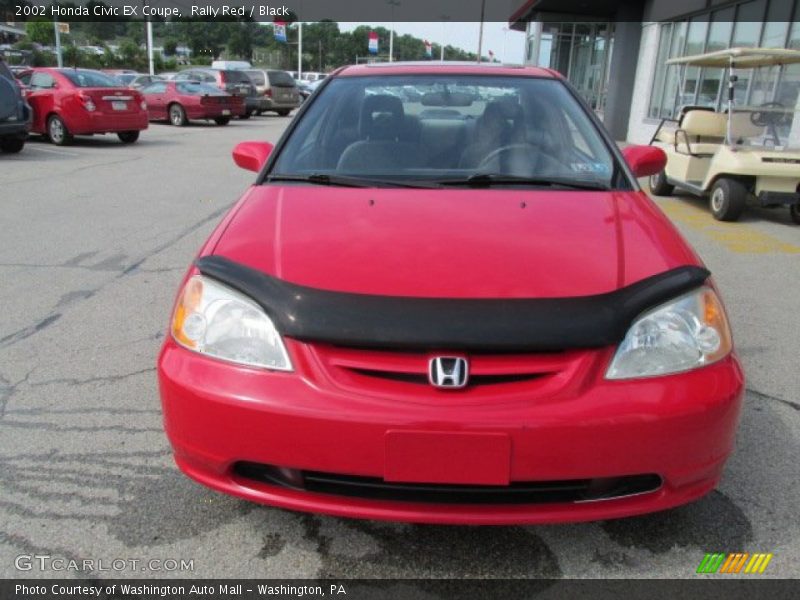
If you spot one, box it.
[25,21,55,46]
[163,38,178,57]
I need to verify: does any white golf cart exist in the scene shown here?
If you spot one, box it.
[649,47,800,223]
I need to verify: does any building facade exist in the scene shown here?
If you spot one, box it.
[511,0,800,143]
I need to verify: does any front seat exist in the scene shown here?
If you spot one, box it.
[337,95,418,172]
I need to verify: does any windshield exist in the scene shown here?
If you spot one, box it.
[269,75,617,188]
[59,69,120,88]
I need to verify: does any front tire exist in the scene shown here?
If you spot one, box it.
[277,109,291,117]
[118,131,139,144]
[0,137,25,153]
[790,204,800,225]
[47,115,72,146]
[710,178,748,222]
[169,104,187,127]
[238,110,252,120]
[214,116,230,126]
[649,170,674,196]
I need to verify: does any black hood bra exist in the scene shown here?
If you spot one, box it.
[196,255,710,352]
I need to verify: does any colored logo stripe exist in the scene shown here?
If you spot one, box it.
[697,553,773,574]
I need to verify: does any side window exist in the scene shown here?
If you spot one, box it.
[175,71,191,81]
[143,82,167,94]
[30,72,55,90]
[204,73,216,84]
[18,72,32,86]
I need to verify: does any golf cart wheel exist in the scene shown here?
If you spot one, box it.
[47,115,73,146]
[710,178,747,222]
[790,204,800,225]
[649,170,674,196]
[0,137,25,153]
[117,131,139,144]
[169,104,187,127]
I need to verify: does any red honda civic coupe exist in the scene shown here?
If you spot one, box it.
[141,80,246,126]
[17,68,148,145]
[158,63,744,525]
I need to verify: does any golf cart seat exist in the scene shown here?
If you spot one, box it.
[671,109,727,156]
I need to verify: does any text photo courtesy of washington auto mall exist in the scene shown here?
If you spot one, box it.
[1,0,800,598]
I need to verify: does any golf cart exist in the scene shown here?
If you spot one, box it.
[649,47,800,223]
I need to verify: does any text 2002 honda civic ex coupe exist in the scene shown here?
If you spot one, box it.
[158,63,744,525]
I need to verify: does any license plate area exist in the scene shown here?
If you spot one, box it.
[111,101,127,111]
[385,430,510,485]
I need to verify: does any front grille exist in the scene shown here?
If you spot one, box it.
[233,462,662,505]
[310,344,590,399]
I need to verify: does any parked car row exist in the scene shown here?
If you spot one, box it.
[0,65,304,149]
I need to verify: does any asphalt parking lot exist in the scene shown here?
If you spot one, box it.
[1,117,798,581]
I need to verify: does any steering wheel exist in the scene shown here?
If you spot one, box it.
[476,143,543,174]
[750,102,788,127]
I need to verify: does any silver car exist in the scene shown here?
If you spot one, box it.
[244,69,300,116]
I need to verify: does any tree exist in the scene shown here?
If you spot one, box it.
[163,38,178,57]
[25,21,55,46]
[118,38,145,70]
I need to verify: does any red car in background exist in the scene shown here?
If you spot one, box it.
[140,80,245,126]
[17,68,148,145]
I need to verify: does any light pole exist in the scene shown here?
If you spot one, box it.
[141,1,154,75]
[387,0,400,62]
[439,15,450,61]
[53,19,63,68]
[477,0,486,63]
[297,22,303,78]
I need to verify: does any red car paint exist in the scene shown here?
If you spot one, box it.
[158,64,744,524]
[19,68,148,139]
[142,81,245,124]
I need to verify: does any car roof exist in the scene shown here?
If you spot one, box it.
[667,47,800,68]
[335,62,558,78]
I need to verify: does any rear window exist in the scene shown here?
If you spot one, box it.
[222,70,250,84]
[268,71,295,87]
[59,69,119,88]
[176,82,224,96]
[246,71,266,86]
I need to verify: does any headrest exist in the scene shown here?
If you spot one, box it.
[360,94,404,140]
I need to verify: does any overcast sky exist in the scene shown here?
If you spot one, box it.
[339,22,527,64]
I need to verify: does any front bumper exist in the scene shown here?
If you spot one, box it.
[158,338,744,525]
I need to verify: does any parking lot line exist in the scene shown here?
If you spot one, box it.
[657,198,800,255]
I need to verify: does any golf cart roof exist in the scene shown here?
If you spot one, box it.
[667,47,800,68]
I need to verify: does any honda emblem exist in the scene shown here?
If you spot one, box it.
[428,356,469,389]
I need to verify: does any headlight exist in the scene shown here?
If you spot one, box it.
[606,286,732,380]
[171,275,292,371]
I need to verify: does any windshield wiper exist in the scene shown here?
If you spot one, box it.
[266,174,440,189]
[437,173,610,191]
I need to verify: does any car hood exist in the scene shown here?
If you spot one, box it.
[209,185,700,299]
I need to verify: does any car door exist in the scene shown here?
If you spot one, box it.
[142,82,168,120]
[26,72,58,133]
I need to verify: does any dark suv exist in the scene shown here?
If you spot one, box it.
[173,68,260,118]
[0,56,31,153]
